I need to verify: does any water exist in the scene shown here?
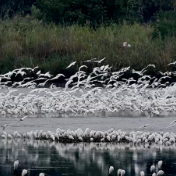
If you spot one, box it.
[1,116,176,134]
[0,86,176,175]
[0,139,176,176]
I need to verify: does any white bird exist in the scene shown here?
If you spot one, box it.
[38,80,48,87]
[1,134,7,139]
[141,64,155,74]
[64,79,73,90]
[170,120,176,124]
[121,169,125,176]
[109,166,114,175]
[78,65,88,71]
[168,61,176,66]
[64,71,84,90]
[66,61,76,69]
[50,74,65,81]
[83,58,97,63]
[150,165,155,173]
[21,169,28,176]
[38,71,52,78]
[139,124,149,129]
[166,123,176,129]
[140,171,145,176]
[157,170,164,176]
[39,173,45,176]
[93,57,106,64]
[122,42,131,48]
[158,160,163,169]
[7,133,13,139]
[1,124,9,131]
[36,70,41,75]
[117,169,122,176]
[14,160,19,170]
[19,116,27,122]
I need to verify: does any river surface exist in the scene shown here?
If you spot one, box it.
[0,87,176,176]
[0,139,176,176]
[0,116,176,134]
[0,116,176,175]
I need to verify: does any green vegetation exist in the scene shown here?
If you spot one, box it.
[0,0,174,25]
[153,11,176,39]
[0,0,175,75]
[0,16,176,75]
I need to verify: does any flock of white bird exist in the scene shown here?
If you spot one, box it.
[0,138,170,176]
[0,58,176,116]
[108,160,164,176]
[0,59,176,117]
[0,60,176,175]
[13,160,46,176]
[1,127,176,147]
[0,82,176,117]
[13,159,165,176]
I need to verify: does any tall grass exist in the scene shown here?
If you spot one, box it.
[0,16,176,75]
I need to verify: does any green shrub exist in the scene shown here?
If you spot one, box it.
[34,0,175,26]
[134,0,174,22]
[0,16,176,74]
[0,0,37,19]
[0,0,175,25]
[34,0,139,26]
[31,5,43,20]
[152,11,176,39]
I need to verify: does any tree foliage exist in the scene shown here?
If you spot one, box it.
[152,10,176,39]
[35,0,175,26]
[0,0,175,26]
[0,0,37,19]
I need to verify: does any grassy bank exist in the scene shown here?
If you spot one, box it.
[0,16,176,75]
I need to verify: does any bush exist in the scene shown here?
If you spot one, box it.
[35,0,108,27]
[34,0,175,26]
[0,0,37,19]
[33,0,140,26]
[0,16,176,75]
[134,0,174,22]
[0,0,175,25]
[152,11,176,39]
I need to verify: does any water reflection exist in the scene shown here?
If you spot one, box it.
[0,139,176,176]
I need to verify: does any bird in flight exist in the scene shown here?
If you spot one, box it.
[170,120,176,124]
[66,61,76,69]
[1,124,9,131]
[166,123,175,129]
[83,58,97,63]
[139,124,149,129]
[92,57,106,64]
[166,120,176,129]
[168,61,176,66]
[19,116,27,122]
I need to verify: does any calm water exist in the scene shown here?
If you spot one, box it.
[0,88,176,175]
[0,139,176,176]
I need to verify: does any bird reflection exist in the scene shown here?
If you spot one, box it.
[0,139,173,176]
